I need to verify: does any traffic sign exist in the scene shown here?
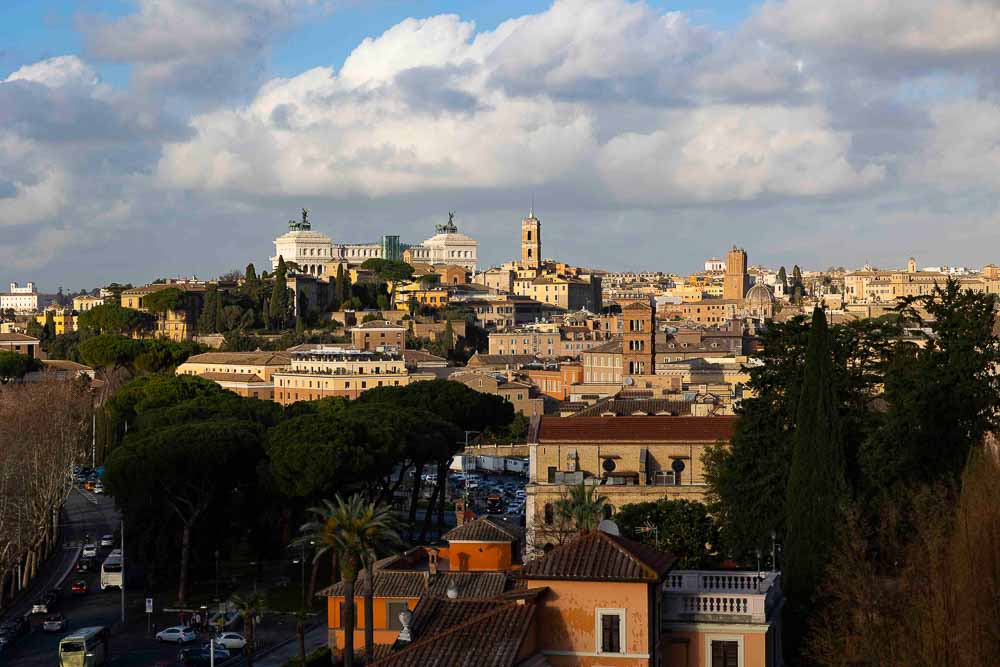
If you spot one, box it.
[145,598,153,614]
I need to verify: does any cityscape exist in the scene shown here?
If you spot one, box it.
[2,2,999,667]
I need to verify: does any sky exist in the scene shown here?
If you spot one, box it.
[3,0,1000,292]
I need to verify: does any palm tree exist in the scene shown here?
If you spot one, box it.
[232,593,265,667]
[555,481,609,533]
[298,494,399,667]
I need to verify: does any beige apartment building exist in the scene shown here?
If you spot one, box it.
[176,351,292,400]
[843,259,1000,305]
[72,295,104,312]
[525,415,738,549]
[449,369,544,417]
[488,325,608,358]
[350,320,406,351]
[272,347,411,404]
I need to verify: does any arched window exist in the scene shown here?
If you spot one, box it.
[544,503,554,525]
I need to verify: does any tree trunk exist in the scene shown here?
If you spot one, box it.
[420,480,441,544]
[308,556,320,603]
[435,461,448,529]
[343,576,356,667]
[364,560,375,664]
[298,619,306,666]
[408,462,424,528]
[178,523,192,604]
[246,614,255,667]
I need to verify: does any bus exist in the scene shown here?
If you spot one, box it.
[100,552,122,590]
[59,626,109,667]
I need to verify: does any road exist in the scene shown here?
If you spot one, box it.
[4,488,319,667]
[3,488,226,666]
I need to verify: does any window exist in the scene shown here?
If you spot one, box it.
[386,601,410,630]
[544,503,554,524]
[711,640,740,667]
[547,466,557,483]
[597,609,624,654]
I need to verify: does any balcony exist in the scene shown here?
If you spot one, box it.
[663,570,782,625]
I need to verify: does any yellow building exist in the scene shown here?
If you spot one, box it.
[272,346,412,404]
[72,295,104,312]
[121,283,205,342]
[176,351,292,400]
[35,309,78,335]
[394,283,451,309]
[525,415,738,550]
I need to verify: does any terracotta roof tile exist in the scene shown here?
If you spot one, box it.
[443,517,524,544]
[370,601,536,667]
[536,415,737,442]
[0,333,39,342]
[197,372,265,383]
[519,530,674,582]
[571,397,692,418]
[322,570,508,600]
[183,351,291,366]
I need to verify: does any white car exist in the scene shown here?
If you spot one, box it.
[82,544,97,558]
[213,632,247,650]
[100,535,115,547]
[93,482,105,494]
[156,626,197,643]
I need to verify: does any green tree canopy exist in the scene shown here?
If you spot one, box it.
[615,499,720,569]
[142,287,186,314]
[78,303,153,335]
[0,350,42,383]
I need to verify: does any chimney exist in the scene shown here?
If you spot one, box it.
[427,548,439,576]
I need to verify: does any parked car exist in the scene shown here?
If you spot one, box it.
[156,626,197,644]
[42,613,68,632]
[93,482,105,494]
[82,543,97,558]
[100,534,115,547]
[71,579,88,595]
[213,632,246,650]
[179,645,229,665]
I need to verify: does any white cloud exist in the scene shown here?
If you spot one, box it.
[906,99,1000,189]
[755,0,1000,60]
[157,0,879,206]
[81,0,327,99]
[5,55,99,88]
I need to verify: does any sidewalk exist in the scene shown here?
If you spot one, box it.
[250,624,328,667]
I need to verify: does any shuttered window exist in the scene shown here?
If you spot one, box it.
[599,612,622,654]
[711,640,739,667]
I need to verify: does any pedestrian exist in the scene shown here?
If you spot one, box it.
[192,612,201,632]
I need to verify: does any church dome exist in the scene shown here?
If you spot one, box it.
[745,282,774,305]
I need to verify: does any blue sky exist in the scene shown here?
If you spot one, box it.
[2,0,1000,290]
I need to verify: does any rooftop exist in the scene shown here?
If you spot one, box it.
[183,351,291,366]
[535,415,738,442]
[0,333,39,343]
[519,530,675,582]
[442,517,524,544]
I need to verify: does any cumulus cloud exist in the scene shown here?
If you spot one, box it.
[157,0,879,206]
[5,55,99,88]
[80,0,328,101]
[755,0,1000,72]
[6,0,1000,288]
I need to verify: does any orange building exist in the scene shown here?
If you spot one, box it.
[519,530,674,667]
[367,529,783,667]
[322,516,522,655]
[524,363,584,401]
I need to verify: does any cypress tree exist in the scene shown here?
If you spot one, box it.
[245,262,258,285]
[783,306,847,659]
[270,256,289,329]
[777,266,788,290]
[443,319,455,353]
[214,291,224,333]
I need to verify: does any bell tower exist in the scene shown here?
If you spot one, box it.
[521,206,541,270]
[622,300,655,378]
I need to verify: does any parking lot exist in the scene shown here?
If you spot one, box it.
[450,471,527,522]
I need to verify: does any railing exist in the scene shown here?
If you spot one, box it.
[663,570,781,625]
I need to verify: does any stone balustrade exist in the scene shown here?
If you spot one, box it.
[663,570,782,625]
